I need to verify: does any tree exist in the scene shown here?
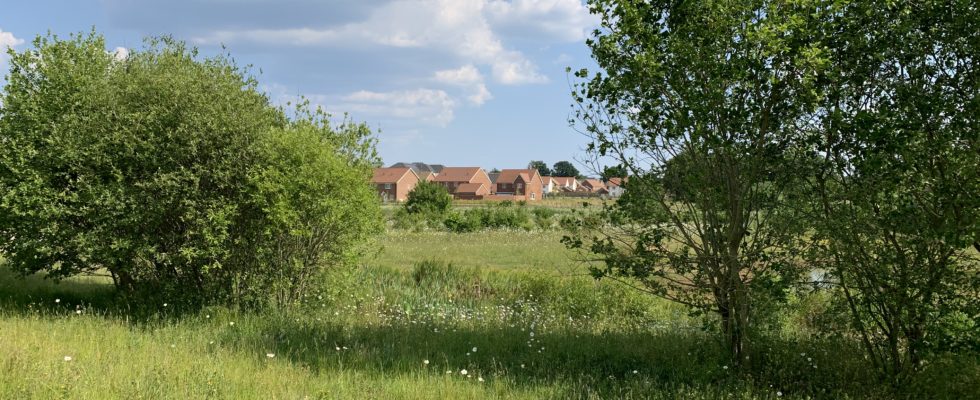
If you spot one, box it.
[565,0,825,365]
[404,180,452,215]
[0,32,382,307]
[551,161,579,178]
[811,0,980,382]
[528,160,551,177]
[600,165,627,182]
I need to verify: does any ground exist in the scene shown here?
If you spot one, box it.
[0,229,976,399]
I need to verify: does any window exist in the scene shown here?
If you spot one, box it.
[384,183,392,189]
[530,193,535,200]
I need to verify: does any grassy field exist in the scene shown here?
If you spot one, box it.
[1,230,978,399]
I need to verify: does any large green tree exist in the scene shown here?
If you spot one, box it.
[551,161,579,178]
[811,0,980,382]
[565,0,826,365]
[0,32,381,307]
[528,160,551,177]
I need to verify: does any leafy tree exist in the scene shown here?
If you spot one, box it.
[811,0,980,382]
[565,0,826,365]
[528,160,551,176]
[0,32,381,307]
[551,161,579,178]
[600,165,627,182]
[404,180,452,215]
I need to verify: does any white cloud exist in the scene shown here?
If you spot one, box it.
[194,0,553,86]
[111,46,129,61]
[434,65,493,105]
[486,0,597,42]
[0,29,25,75]
[340,88,456,127]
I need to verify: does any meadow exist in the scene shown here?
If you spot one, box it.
[1,228,977,399]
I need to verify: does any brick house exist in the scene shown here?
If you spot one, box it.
[495,169,544,201]
[432,167,493,198]
[606,177,625,197]
[541,176,556,194]
[454,182,491,200]
[580,178,605,193]
[552,176,579,192]
[371,167,420,202]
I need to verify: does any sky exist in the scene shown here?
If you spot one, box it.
[1,0,602,172]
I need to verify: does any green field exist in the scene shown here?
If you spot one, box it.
[1,230,977,399]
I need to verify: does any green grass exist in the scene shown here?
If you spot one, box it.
[1,235,978,399]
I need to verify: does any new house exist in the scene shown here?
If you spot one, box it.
[433,167,493,198]
[552,176,579,192]
[541,176,556,194]
[495,169,544,201]
[580,178,605,193]
[372,167,420,202]
[606,177,625,197]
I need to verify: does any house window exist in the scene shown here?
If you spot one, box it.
[384,183,392,189]
[530,193,535,200]
[517,183,523,190]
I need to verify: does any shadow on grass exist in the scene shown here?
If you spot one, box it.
[0,267,119,312]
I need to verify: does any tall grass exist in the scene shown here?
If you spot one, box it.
[1,245,977,399]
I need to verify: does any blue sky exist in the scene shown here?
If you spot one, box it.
[1,0,601,172]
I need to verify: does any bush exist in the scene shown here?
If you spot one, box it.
[0,32,381,308]
[404,180,452,215]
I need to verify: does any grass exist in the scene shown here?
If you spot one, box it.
[1,231,978,399]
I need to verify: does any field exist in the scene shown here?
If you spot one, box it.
[1,229,977,399]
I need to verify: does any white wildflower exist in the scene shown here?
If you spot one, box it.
[460,369,468,376]
[55,299,60,304]
[63,356,72,362]
[266,353,275,358]
[472,347,477,353]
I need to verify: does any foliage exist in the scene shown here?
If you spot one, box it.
[404,180,452,215]
[528,160,552,177]
[551,161,579,178]
[566,0,826,365]
[600,165,627,182]
[0,31,381,307]
[810,0,980,382]
[444,203,535,233]
[246,109,383,308]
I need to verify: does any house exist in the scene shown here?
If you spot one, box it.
[390,162,445,175]
[454,183,491,200]
[495,169,544,201]
[541,176,556,194]
[580,178,605,193]
[372,167,420,202]
[432,167,493,198]
[606,177,625,197]
[552,176,579,191]
[417,171,437,182]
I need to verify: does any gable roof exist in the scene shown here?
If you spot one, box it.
[455,182,488,194]
[372,167,418,184]
[496,169,540,184]
[581,178,604,190]
[541,176,555,184]
[433,167,484,183]
[488,172,501,184]
[607,177,623,187]
[389,162,445,174]
[552,177,578,186]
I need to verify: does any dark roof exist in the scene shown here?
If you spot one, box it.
[389,162,444,174]
[488,172,501,184]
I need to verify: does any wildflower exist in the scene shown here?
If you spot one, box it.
[229,322,235,326]
[520,364,525,368]
[723,365,729,370]
[632,370,638,374]
[460,369,468,376]
[209,341,215,345]
[478,376,485,382]
[446,370,452,374]
[75,310,82,315]
[335,346,341,351]
[55,299,60,304]
[777,391,783,397]
[423,359,429,365]
[472,347,478,353]
[266,353,275,358]
[63,356,72,362]
[206,315,210,319]
[163,303,168,307]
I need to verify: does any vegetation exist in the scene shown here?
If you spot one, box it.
[0,32,381,308]
[528,161,551,177]
[551,161,579,178]
[404,180,453,215]
[568,0,821,365]
[567,0,978,387]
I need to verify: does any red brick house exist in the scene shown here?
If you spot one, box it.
[371,167,420,202]
[454,182,491,200]
[580,178,605,193]
[495,169,544,201]
[432,167,493,198]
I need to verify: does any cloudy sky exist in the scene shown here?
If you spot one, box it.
[1,0,600,170]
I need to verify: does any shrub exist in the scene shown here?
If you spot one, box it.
[404,180,452,215]
[0,32,381,308]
